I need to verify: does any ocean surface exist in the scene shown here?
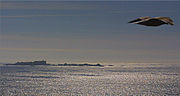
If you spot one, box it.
[0,63,180,96]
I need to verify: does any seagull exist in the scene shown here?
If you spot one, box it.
[128,16,174,26]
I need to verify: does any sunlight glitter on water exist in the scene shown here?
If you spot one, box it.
[0,63,180,96]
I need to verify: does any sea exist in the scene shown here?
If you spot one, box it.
[0,63,180,96]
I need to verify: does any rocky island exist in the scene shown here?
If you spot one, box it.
[6,60,50,66]
[57,63,104,67]
[5,60,104,67]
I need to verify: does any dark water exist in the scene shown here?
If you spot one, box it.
[0,63,180,96]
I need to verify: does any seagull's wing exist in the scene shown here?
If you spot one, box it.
[128,16,151,23]
[135,18,165,26]
[155,17,174,25]
[128,18,142,23]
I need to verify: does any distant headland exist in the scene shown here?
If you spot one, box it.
[5,60,105,67]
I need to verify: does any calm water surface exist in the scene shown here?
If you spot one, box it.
[0,63,180,96]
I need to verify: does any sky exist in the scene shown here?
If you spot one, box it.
[0,1,180,64]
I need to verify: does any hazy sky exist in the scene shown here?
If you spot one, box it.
[0,1,180,64]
